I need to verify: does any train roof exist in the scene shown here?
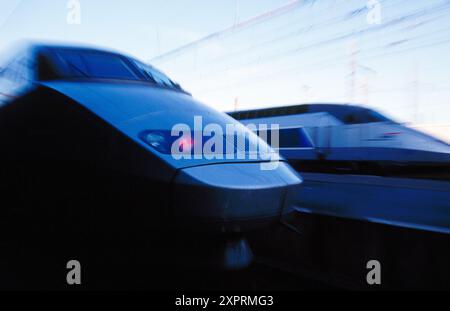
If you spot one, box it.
[5,41,123,55]
[0,41,187,93]
[228,103,393,125]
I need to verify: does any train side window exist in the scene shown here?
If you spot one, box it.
[344,114,358,124]
[279,128,300,148]
[279,128,314,148]
[258,128,313,149]
[37,53,59,81]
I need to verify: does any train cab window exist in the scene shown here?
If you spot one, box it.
[132,60,179,89]
[366,110,391,123]
[343,114,358,124]
[341,109,392,124]
[30,47,185,92]
[37,53,59,81]
[53,49,139,80]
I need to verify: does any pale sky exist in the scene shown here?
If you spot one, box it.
[1,0,450,124]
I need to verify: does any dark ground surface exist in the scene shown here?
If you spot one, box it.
[174,261,337,291]
[0,258,337,291]
[0,235,337,291]
[3,211,450,290]
[4,213,450,291]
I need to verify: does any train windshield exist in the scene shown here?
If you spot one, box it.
[340,108,393,124]
[366,110,392,123]
[308,105,394,124]
[132,60,179,89]
[37,47,181,90]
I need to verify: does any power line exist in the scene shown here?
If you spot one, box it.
[194,31,450,95]
[0,0,24,32]
[183,2,450,85]
[192,0,404,70]
[150,0,308,62]
[148,0,450,118]
[221,2,450,71]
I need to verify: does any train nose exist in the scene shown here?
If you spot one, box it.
[171,161,302,234]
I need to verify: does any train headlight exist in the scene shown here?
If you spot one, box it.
[140,130,172,154]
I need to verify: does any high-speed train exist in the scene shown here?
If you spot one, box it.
[229,103,450,178]
[0,43,302,288]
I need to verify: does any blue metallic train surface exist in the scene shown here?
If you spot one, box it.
[0,43,301,288]
[229,103,450,179]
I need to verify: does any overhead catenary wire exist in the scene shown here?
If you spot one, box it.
[193,28,450,95]
[193,0,405,70]
[0,0,24,33]
[159,0,449,89]
[147,0,450,120]
[150,0,310,63]
[183,1,450,83]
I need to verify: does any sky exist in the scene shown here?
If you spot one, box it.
[1,0,450,124]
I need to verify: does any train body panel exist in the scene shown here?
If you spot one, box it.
[0,43,301,232]
[173,162,301,233]
[229,103,450,178]
[41,81,280,169]
[0,43,303,287]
